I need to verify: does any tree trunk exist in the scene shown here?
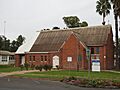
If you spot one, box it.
[102,14,105,25]
[114,14,119,70]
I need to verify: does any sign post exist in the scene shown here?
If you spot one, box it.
[86,48,91,79]
[67,57,72,76]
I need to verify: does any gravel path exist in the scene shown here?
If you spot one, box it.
[0,70,39,77]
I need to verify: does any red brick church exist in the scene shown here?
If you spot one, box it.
[15,25,114,70]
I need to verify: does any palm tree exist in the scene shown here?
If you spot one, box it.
[96,0,111,25]
[111,0,120,70]
[111,0,120,17]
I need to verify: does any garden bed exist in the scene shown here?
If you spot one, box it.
[61,77,120,89]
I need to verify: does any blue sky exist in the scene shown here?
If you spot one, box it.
[0,0,119,41]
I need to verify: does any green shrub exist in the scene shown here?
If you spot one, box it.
[20,64,24,71]
[35,66,39,70]
[88,79,98,87]
[43,65,49,71]
[24,63,29,70]
[35,65,43,71]
[31,64,35,70]
[38,65,43,71]
[48,65,52,71]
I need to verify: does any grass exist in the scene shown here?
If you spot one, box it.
[0,65,30,73]
[13,70,120,82]
[1,65,119,82]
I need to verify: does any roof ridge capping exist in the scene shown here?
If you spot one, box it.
[40,25,112,33]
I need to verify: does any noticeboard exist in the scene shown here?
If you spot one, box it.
[92,59,100,72]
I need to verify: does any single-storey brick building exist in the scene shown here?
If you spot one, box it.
[15,25,114,70]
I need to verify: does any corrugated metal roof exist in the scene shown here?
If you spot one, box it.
[73,25,111,46]
[30,25,112,52]
[30,30,72,52]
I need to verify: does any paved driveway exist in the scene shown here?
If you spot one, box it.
[0,77,119,90]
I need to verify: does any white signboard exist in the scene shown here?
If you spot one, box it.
[67,57,72,62]
[92,59,100,72]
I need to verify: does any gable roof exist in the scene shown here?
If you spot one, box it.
[30,25,112,52]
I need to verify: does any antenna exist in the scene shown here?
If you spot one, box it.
[4,21,6,37]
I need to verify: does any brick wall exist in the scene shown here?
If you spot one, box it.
[15,31,114,70]
[60,34,86,70]
[15,54,20,67]
[25,52,61,67]
[106,31,114,69]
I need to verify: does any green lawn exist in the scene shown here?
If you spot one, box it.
[0,65,29,73]
[13,70,120,82]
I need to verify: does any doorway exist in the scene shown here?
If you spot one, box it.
[52,56,59,68]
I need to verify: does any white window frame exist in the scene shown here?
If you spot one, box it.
[2,56,8,62]
[67,57,72,62]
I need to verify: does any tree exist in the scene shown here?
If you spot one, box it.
[63,16,80,28]
[114,38,120,69]
[118,38,120,54]
[0,35,10,51]
[0,35,25,52]
[63,16,88,28]
[96,0,111,25]
[80,21,88,27]
[16,35,25,47]
[9,40,18,52]
[0,36,3,50]
[111,0,120,17]
[4,39,10,51]
[52,27,60,29]
[110,0,120,70]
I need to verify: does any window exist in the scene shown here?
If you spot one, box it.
[91,48,94,54]
[29,56,32,61]
[78,54,82,61]
[2,56,7,62]
[33,56,35,61]
[96,47,99,54]
[9,56,14,60]
[44,56,47,62]
[41,56,43,62]
[67,57,72,62]
[9,56,11,60]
